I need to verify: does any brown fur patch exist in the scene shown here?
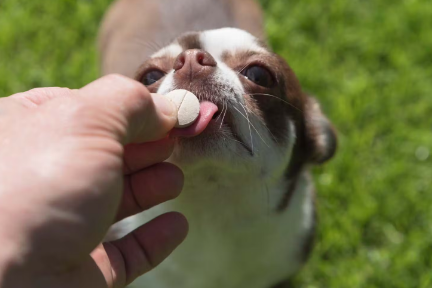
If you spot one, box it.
[178,32,202,50]
[134,56,176,92]
[222,50,307,146]
[277,175,300,212]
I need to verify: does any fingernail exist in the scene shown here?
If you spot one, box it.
[151,93,178,118]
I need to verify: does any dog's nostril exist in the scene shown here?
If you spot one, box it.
[196,51,216,67]
[197,54,205,65]
[174,49,217,72]
[173,54,186,71]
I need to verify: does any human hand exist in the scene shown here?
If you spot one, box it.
[0,75,188,288]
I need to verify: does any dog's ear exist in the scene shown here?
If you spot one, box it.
[303,96,337,164]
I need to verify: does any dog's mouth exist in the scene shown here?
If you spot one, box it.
[170,101,219,138]
[169,93,253,155]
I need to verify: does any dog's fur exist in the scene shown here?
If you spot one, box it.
[99,1,337,288]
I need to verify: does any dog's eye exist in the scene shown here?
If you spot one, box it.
[242,66,274,88]
[141,70,165,86]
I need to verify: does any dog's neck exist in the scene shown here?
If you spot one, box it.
[125,164,314,288]
[176,160,286,220]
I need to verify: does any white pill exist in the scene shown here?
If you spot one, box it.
[164,89,200,128]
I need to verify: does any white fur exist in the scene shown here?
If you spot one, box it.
[157,70,175,95]
[125,168,314,288]
[200,28,267,60]
[110,28,315,288]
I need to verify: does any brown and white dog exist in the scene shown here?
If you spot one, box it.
[99,0,337,287]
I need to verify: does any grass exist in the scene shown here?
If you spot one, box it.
[1,0,431,287]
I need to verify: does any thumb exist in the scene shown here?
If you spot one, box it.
[79,74,177,144]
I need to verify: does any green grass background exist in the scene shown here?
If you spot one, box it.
[1,0,431,287]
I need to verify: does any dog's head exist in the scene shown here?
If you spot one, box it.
[136,28,336,175]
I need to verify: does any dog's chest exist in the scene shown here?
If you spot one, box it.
[121,166,314,288]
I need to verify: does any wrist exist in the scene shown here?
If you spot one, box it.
[0,220,45,288]
[0,242,27,288]
[0,233,34,287]
[0,237,105,288]
[0,253,75,288]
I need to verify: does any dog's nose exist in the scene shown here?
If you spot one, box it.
[173,49,217,74]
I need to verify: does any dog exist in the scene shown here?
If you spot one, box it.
[99,0,337,287]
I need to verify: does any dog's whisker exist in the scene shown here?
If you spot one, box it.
[239,94,280,143]
[234,105,269,148]
[248,93,303,113]
[220,102,228,130]
[234,63,250,77]
[239,102,254,153]
[242,105,278,143]
[223,135,249,147]
[131,38,165,51]
[233,106,270,148]
[216,100,226,122]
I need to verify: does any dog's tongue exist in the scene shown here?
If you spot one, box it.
[170,101,219,138]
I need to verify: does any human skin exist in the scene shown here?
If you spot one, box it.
[0,74,189,288]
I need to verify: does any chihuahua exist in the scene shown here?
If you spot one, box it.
[99,0,337,287]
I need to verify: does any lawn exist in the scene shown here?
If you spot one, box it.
[1,0,432,287]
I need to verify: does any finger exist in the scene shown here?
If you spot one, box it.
[78,74,177,144]
[9,88,77,108]
[117,163,184,221]
[123,137,175,175]
[100,212,189,287]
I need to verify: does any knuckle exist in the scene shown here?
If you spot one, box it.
[105,74,151,103]
[127,81,150,101]
[104,73,129,83]
[69,102,96,118]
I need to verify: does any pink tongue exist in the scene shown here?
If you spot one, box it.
[170,101,219,138]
